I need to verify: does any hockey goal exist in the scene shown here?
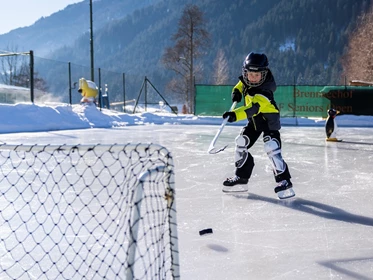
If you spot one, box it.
[0,143,180,280]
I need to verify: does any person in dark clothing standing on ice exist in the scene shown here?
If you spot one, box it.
[222,52,295,199]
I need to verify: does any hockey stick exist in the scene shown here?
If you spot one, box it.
[207,101,237,154]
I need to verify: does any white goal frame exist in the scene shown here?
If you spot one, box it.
[0,143,180,280]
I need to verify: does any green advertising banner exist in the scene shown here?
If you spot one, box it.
[195,85,332,118]
[275,86,330,118]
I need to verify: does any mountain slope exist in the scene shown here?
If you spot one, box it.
[1,0,372,101]
[0,0,162,56]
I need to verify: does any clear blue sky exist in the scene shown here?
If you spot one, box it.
[0,0,84,35]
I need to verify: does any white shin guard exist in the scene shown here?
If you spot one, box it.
[263,136,286,175]
[235,135,250,168]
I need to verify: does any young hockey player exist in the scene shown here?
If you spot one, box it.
[222,52,295,199]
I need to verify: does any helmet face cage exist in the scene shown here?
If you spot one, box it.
[242,67,268,87]
[242,52,269,87]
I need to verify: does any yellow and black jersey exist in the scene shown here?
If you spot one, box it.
[232,70,281,131]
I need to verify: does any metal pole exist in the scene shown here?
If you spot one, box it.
[123,73,126,112]
[90,0,94,81]
[98,68,101,110]
[190,61,193,114]
[293,76,296,118]
[190,22,194,114]
[145,76,148,112]
[29,50,34,103]
[68,62,72,105]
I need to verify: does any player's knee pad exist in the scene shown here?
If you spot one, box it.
[263,135,285,174]
[235,135,250,168]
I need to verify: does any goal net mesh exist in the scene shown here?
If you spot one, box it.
[0,143,180,280]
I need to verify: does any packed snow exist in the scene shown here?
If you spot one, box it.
[1,102,373,134]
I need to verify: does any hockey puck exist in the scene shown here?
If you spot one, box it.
[199,228,213,236]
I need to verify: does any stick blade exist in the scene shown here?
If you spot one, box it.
[208,144,228,154]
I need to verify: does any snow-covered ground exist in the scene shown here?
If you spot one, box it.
[1,102,373,135]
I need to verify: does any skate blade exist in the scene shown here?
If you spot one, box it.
[277,188,295,199]
[222,186,248,193]
[326,138,342,142]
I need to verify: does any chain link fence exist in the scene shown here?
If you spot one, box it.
[1,51,372,117]
[0,51,174,113]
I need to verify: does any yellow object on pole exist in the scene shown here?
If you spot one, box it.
[78,77,98,104]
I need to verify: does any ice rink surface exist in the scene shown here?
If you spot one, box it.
[2,124,373,280]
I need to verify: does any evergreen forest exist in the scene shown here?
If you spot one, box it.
[0,0,372,103]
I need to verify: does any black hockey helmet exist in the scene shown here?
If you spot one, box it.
[242,52,269,86]
[243,52,269,72]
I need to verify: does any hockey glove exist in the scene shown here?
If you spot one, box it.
[222,111,236,123]
[231,89,242,103]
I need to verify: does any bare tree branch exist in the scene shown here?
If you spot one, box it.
[213,49,229,85]
[0,46,21,85]
[0,46,48,92]
[162,4,210,113]
[342,4,373,83]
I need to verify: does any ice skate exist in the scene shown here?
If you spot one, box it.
[275,179,295,199]
[222,175,249,193]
